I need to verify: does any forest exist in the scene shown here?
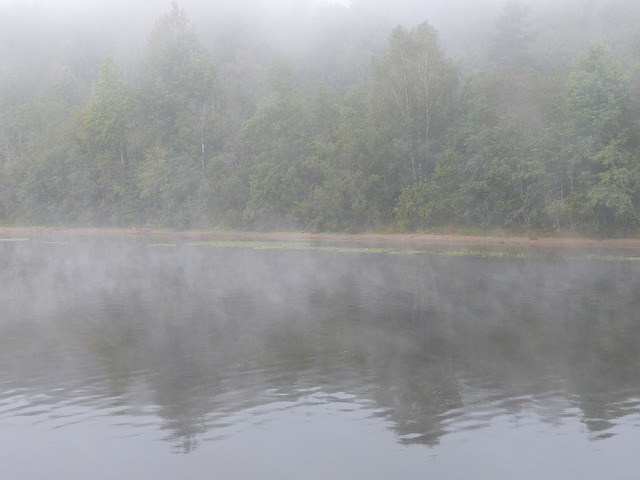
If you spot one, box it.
[1,0,639,235]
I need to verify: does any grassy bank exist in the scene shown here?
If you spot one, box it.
[1,226,640,251]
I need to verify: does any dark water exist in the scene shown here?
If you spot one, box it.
[1,235,640,479]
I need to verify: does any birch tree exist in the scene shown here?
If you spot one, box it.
[372,22,457,184]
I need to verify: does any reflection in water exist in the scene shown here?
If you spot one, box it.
[1,236,640,457]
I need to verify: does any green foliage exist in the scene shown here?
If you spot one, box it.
[437,69,573,231]
[1,1,640,236]
[491,1,534,71]
[372,22,458,184]
[566,40,631,145]
[136,142,203,228]
[306,170,383,232]
[238,62,314,229]
[139,2,218,150]
[586,141,640,228]
[83,56,131,152]
[395,181,436,231]
[77,56,136,224]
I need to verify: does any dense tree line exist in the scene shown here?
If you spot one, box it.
[1,0,640,235]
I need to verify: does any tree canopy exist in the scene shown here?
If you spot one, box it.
[1,0,640,236]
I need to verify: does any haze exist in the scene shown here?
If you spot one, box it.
[1,0,639,234]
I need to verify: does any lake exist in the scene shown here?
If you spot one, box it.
[1,235,639,479]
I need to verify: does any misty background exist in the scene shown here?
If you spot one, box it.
[1,0,639,234]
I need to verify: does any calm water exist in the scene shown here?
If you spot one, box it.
[1,235,640,479]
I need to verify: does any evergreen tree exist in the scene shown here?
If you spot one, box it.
[491,1,535,71]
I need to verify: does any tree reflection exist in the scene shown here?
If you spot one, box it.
[1,239,640,451]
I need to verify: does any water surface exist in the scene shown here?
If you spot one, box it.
[1,236,639,479]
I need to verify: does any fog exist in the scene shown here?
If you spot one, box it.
[0,0,513,68]
[2,236,640,467]
[0,0,634,72]
[2,0,638,232]
[2,0,640,475]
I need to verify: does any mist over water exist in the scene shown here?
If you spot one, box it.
[1,235,639,478]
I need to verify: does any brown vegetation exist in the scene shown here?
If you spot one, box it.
[2,227,640,251]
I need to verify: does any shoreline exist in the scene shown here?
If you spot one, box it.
[2,226,640,250]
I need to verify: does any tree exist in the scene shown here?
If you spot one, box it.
[83,56,131,177]
[566,40,631,147]
[0,91,82,225]
[565,41,635,233]
[583,141,640,230]
[239,61,313,229]
[372,22,458,185]
[321,84,388,228]
[136,142,202,228]
[139,2,218,162]
[491,1,534,71]
[77,55,138,224]
[135,3,220,226]
[412,68,574,232]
